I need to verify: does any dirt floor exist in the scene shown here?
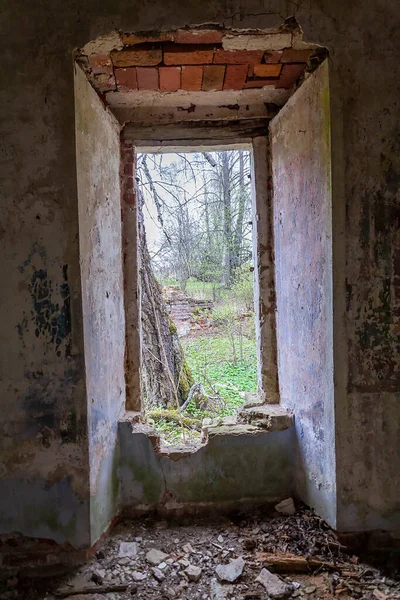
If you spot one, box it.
[1,503,399,600]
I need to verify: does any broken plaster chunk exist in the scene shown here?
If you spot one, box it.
[146,548,169,565]
[118,541,138,557]
[152,566,166,581]
[132,571,147,581]
[256,568,292,598]
[211,577,233,600]
[183,542,195,554]
[215,556,245,583]
[274,497,296,515]
[185,564,202,582]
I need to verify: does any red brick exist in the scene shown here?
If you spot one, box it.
[115,68,137,91]
[121,31,174,45]
[111,47,162,67]
[136,67,159,90]
[275,64,306,88]
[181,66,203,90]
[244,79,277,88]
[125,177,135,190]
[123,193,136,205]
[202,65,225,91]
[175,29,223,44]
[281,48,313,63]
[264,50,283,64]
[159,66,181,91]
[164,44,214,65]
[223,64,248,90]
[253,63,282,78]
[124,163,134,175]
[213,49,263,65]
[89,53,113,75]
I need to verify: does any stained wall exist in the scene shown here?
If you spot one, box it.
[0,0,399,547]
[270,62,335,525]
[75,65,125,543]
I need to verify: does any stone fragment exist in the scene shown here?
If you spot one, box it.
[146,548,169,565]
[304,585,316,594]
[211,578,233,600]
[274,497,296,515]
[179,558,190,568]
[152,567,166,581]
[185,564,202,582]
[91,570,103,585]
[216,557,245,582]
[132,571,147,581]
[373,590,388,600]
[256,568,292,598]
[183,543,195,554]
[158,561,167,570]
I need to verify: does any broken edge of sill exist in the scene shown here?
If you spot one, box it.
[120,404,294,461]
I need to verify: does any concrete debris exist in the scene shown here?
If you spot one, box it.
[90,570,104,584]
[185,564,202,582]
[183,542,195,554]
[216,556,245,582]
[274,497,296,515]
[210,577,233,600]
[8,505,400,600]
[146,548,169,565]
[131,570,147,581]
[118,541,138,557]
[151,566,166,581]
[373,591,388,600]
[256,568,292,598]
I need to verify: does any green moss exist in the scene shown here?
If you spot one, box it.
[169,315,177,335]
[178,359,194,401]
[147,408,200,429]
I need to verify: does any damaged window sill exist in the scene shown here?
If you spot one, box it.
[121,402,294,455]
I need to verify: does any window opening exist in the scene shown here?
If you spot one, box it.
[136,149,257,445]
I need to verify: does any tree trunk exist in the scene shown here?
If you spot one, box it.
[221,152,232,287]
[138,188,194,410]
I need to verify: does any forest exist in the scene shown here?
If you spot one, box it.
[136,150,257,445]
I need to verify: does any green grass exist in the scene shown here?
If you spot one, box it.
[150,330,257,445]
[181,330,257,415]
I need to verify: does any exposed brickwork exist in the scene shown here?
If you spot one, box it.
[264,50,283,63]
[164,44,215,65]
[81,28,325,96]
[89,53,113,75]
[115,67,137,92]
[223,64,248,90]
[111,47,162,67]
[202,65,225,91]
[181,66,203,90]
[213,49,264,65]
[275,64,306,88]
[136,67,159,90]
[159,66,181,91]
[253,64,282,78]
[120,141,136,207]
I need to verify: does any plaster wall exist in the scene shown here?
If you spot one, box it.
[118,424,294,510]
[0,0,399,546]
[270,62,335,525]
[75,65,125,543]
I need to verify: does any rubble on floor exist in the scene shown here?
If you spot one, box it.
[1,503,399,600]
